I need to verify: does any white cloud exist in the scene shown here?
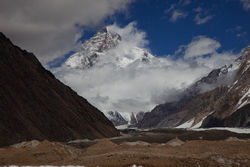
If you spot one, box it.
[108,22,148,48]
[0,0,132,64]
[170,10,188,22]
[240,0,250,11]
[182,36,221,59]
[53,23,239,118]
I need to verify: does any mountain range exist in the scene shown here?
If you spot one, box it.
[1,25,248,147]
[139,46,250,128]
[65,27,249,129]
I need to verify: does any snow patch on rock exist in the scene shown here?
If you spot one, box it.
[176,118,194,128]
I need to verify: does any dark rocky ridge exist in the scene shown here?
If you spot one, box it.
[0,32,119,147]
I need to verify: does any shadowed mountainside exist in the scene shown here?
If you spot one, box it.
[0,32,119,147]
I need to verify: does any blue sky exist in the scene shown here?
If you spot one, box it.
[80,0,250,58]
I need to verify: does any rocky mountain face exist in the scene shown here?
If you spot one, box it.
[136,111,145,123]
[65,27,154,69]
[106,111,128,126]
[130,113,138,125]
[106,111,145,127]
[138,46,250,129]
[65,27,121,69]
[0,32,119,147]
[202,52,250,128]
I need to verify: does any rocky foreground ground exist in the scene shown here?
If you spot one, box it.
[1,129,250,167]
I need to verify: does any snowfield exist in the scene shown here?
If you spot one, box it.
[192,127,250,134]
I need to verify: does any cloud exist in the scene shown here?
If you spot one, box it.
[226,26,247,38]
[108,22,148,48]
[0,0,132,64]
[182,0,192,6]
[164,1,189,22]
[180,36,221,59]
[170,10,188,22]
[236,31,247,38]
[193,6,213,25]
[240,0,250,11]
[165,4,176,14]
[52,23,239,118]
[193,7,213,25]
[226,26,242,33]
[193,7,203,13]
[194,14,213,24]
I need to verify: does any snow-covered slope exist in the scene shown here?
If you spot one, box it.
[186,56,242,97]
[65,27,154,69]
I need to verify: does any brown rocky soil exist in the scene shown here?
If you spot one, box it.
[1,135,250,167]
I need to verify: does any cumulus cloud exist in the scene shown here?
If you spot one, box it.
[240,0,250,11]
[177,36,221,59]
[53,23,239,119]
[108,22,148,49]
[0,0,132,64]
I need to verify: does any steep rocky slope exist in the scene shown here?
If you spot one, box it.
[139,46,250,129]
[202,55,250,127]
[0,32,119,147]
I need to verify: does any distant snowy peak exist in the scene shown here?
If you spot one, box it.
[186,48,250,97]
[238,45,250,61]
[106,111,128,126]
[65,27,154,69]
[65,27,121,69]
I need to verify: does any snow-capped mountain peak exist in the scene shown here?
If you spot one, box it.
[65,27,121,69]
[65,27,154,69]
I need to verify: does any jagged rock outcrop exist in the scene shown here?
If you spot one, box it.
[0,32,119,147]
[130,112,138,125]
[135,111,145,123]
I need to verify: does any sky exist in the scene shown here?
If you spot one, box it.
[0,0,250,119]
[77,0,250,59]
